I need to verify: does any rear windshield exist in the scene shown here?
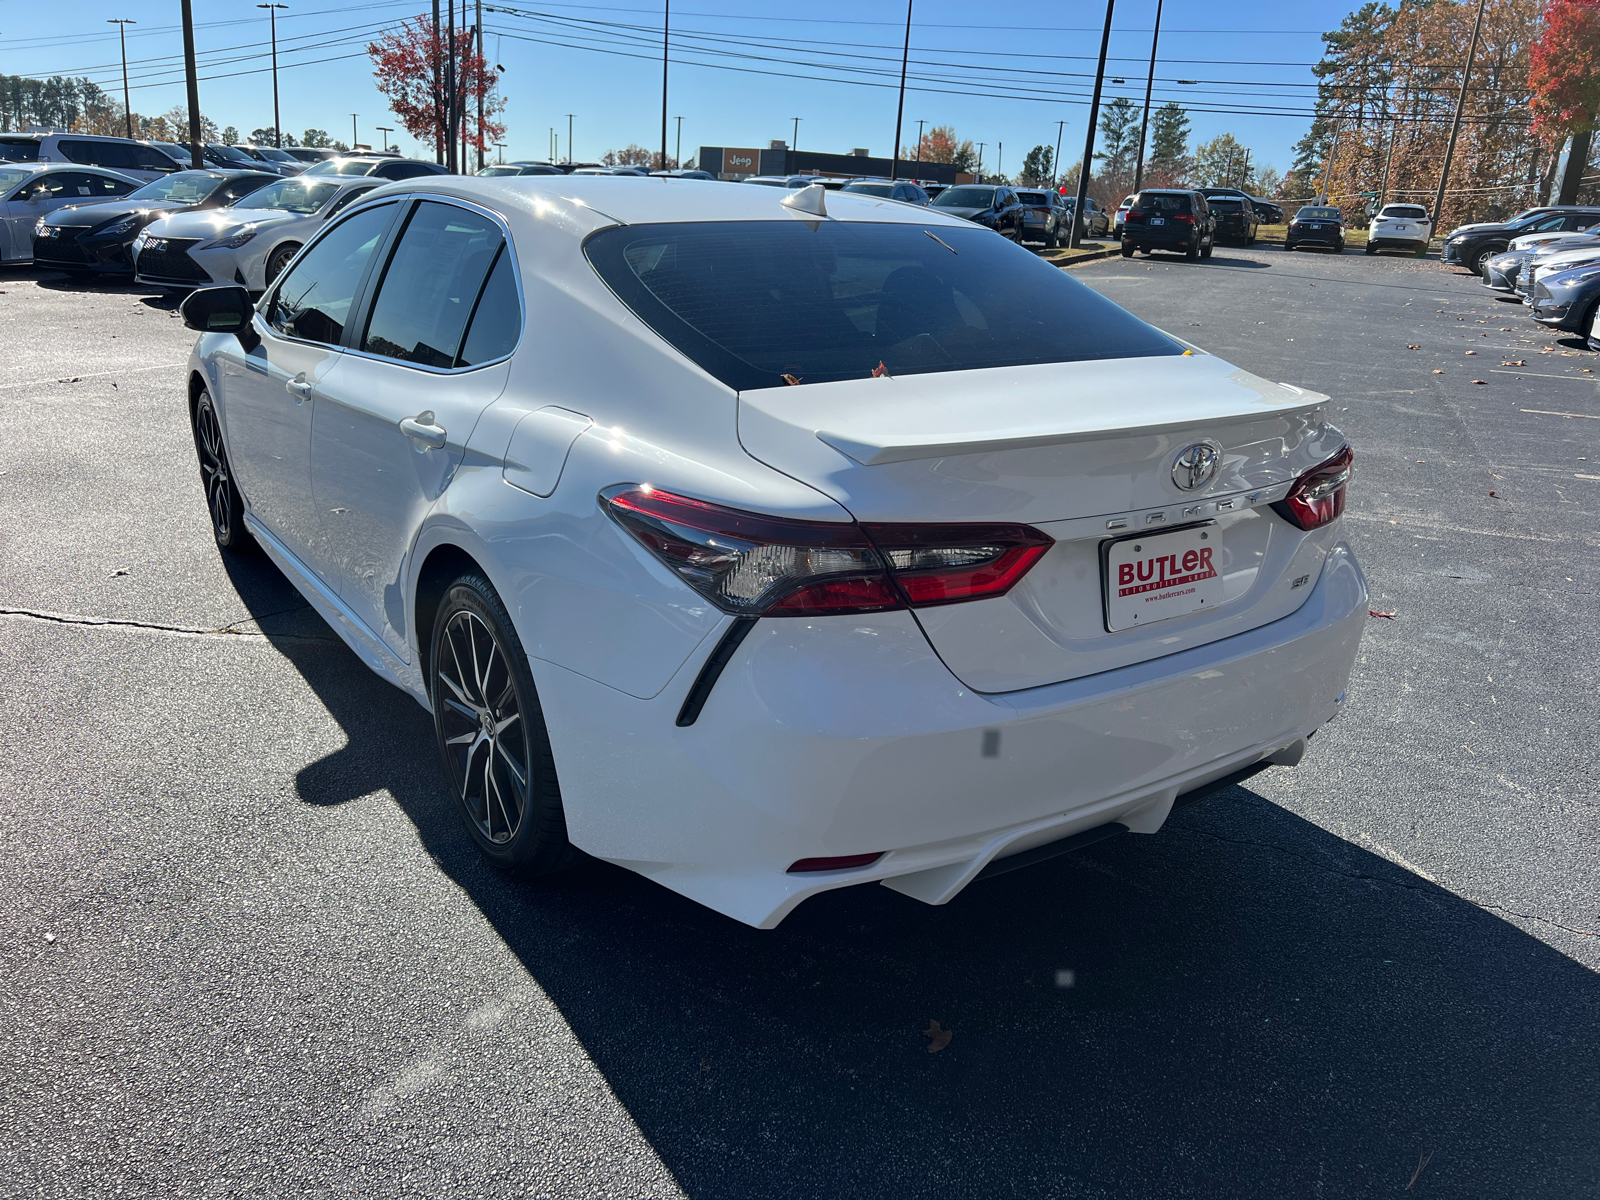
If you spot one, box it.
[1209,198,1244,212]
[584,221,1181,390]
[0,137,40,163]
[1136,192,1191,214]
[304,159,374,176]
[1296,206,1342,220]
[843,182,894,198]
[931,186,997,208]
[1015,191,1048,205]
[1381,205,1427,219]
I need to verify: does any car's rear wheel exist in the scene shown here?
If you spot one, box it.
[1185,238,1199,261]
[1120,241,1134,258]
[1365,243,1376,255]
[430,574,574,876]
[191,389,255,554]
[263,242,299,286]
[1474,247,1498,276]
[1201,239,1213,260]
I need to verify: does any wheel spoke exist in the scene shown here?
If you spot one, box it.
[443,730,477,747]
[494,736,527,787]
[448,629,481,706]
[492,711,520,737]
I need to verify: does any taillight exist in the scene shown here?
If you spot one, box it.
[1125,210,1145,224]
[1272,446,1353,531]
[601,486,1053,616]
[1173,213,1194,224]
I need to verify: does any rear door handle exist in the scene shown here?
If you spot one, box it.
[285,375,313,401]
[400,411,447,450]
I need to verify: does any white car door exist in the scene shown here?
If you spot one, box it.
[308,198,520,659]
[216,200,400,570]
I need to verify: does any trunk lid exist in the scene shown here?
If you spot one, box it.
[738,353,1348,693]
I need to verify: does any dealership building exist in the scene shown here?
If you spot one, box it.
[697,142,972,185]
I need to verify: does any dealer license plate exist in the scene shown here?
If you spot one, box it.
[1104,526,1225,631]
[1150,217,1165,225]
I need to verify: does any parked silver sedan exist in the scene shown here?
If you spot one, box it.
[133,176,383,292]
[0,163,140,264]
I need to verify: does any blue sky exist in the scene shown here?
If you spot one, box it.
[3,1,1352,175]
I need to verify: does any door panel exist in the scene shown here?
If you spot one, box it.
[309,201,521,657]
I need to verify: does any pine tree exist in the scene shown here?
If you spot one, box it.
[1095,97,1141,180]
[1019,144,1055,185]
[1148,103,1190,182]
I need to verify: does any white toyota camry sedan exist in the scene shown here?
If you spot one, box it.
[134,175,383,292]
[179,176,1367,928]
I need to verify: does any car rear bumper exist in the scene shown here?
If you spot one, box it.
[1369,237,1427,251]
[536,541,1368,928]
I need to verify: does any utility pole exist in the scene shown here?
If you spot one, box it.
[351,114,359,150]
[793,116,802,154]
[108,19,135,141]
[1132,0,1163,192]
[1070,0,1116,249]
[476,0,485,170]
[460,0,468,173]
[1431,0,1488,226]
[660,0,670,171]
[1052,119,1066,190]
[997,141,1003,181]
[1240,147,1251,190]
[914,118,925,166]
[976,142,985,182]
[494,140,504,164]
[566,113,574,164]
[432,0,443,163]
[676,117,684,167]
[1319,120,1341,204]
[445,0,456,172]
[376,126,393,152]
[180,0,203,173]
[890,0,912,180]
[256,5,287,148]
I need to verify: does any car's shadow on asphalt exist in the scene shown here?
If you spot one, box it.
[223,555,1600,1199]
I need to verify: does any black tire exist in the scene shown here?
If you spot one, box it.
[1285,241,1296,253]
[263,242,299,286]
[1185,238,1199,261]
[190,389,255,554]
[1415,244,1429,258]
[1365,243,1376,255]
[1120,241,1134,258]
[1474,247,1498,277]
[1201,239,1213,260]
[430,574,574,876]
[1045,228,1059,250]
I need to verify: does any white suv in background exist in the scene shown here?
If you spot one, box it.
[1366,204,1432,256]
[0,133,183,183]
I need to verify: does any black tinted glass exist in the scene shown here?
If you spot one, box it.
[269,203,393,344]
[362,201,503,368]
[1210,198,1244,211]
[585,221,1181,390]
[0,139,39,163]
[458,247,521,366]
[1136,193,1191,214]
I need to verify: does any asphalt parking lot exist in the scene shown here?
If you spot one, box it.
[1,243,1596,1199]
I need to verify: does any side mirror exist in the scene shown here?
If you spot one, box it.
[181,285,253,336]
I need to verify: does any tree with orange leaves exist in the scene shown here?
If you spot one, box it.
[1531,0,1600,201]
[368,15,505,165]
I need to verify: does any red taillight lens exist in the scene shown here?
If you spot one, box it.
[788,853,884,873]
[1125,210,1145,224]
[602,487,1054,616]
[864,523,1054,606]
[1272,445,1353,531]
[1173,212,1194,224]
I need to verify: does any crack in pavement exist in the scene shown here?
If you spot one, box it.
[0,605,337,643]
[1167,819,1598,940]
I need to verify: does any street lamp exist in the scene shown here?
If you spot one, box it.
[914,118,924,166]
[351,113,359,150]
[890,0,912,180]
[675,115,684,168]
[494,140,505,164]
[566,113,574,164]
[376,125,394,153]
[107,20,135,141]
[256,4,287,148]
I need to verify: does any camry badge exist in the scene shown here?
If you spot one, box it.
[1172,442,1221,491]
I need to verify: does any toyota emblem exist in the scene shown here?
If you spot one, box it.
[1172,442,1221,491]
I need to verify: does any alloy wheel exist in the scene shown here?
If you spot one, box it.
[195,400,233,542]
[435,610,530,845]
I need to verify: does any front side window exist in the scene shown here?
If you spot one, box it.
[267,203,394,345]
[585,220,1182,391]
[360,202,505,367]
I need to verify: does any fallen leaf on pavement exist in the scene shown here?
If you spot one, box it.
[1406,344,1421,349]
[1471,379,1487,384]
[922,1020,953,1052]
[1369,610,1397,619]
[1465,350,1477,355]
[1432,369,1444,374]
[1501,361,1525,366]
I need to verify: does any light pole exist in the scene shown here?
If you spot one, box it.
[376,125,393,153]
[256,4,287,147]
[1132,0,1163,192]
[351,113,359,150]
[675,115,684,167]
[1052,119,1066,190]
[445,0,456,171]
[476,0,485,171]
[566,113,574,164]
[180,0,203,173]
[494,140,504,164]
[432,0,443,163]
[997,141,1002,181]
[792,116,801,154]
[890,0,912,180]
[660,1,670,172]
[108,19,135,141]
[1069,0,1116,249]
[914,118,924,166]
[976,142,985,182]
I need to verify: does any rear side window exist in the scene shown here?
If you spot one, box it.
[0,138,39,163]
[131,144,179,172]
[457,247,522,366]
[1137,193,1191,214]
[268,203,395,345]
[584,220,1181,390]
[361,201,504,368]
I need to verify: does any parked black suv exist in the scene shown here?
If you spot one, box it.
[1442,207,1600,277]
[1207,195,1259,245]
[1120,189,1215,260]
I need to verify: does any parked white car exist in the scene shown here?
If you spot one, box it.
[133,176,383,291]
[177,177,1367,929]
[1365,203,1431,255]
[0,163,140,264]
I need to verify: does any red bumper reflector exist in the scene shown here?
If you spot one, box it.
[787,853,885,874]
